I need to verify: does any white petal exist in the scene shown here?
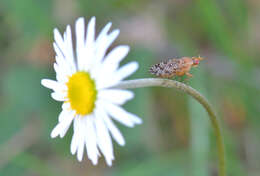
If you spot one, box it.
[75,17,86,70]
[53,43,67,67]
[53,60,73,79]
[97,105,125,146]
[59,108,73,122]
[94,109,114,166]
[77,142,84,162]
[54,62,72,79]
[41,79,66,91]
[95,28,119,64]
[114,61,139,81]
[59,111,75,138]
[53,30,76,74]
[64,25,76,72]
[64,26,74,60]
[95,22,112,46]
[51,92,67,101]
[53,63,69,83]
[80,18,97,71]
[104,101,142,125]
[71,117,80,155]
[53,61,71,76]
[53,52,74,76]
[95,45,130,89]
[101,45,130,74]
[84,116,99,165]
[104,29,119,46]
[98,89,134,105]
[75,17,85,45]
[50,110,74,138]
[53,28,65,53]
[75,117,85,162]
[71,132,78,155]
[53,43,65,65]
[96,74,119,90]
[85,17,96,48]
[96,61,138,89]
[62,102,71,111]
[50,123,62,138]
[100,101,134,127]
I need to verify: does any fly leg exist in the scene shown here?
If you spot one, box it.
[185,72,193,77]
[183,72,193,82]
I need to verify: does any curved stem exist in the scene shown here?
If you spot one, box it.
[113,78,226,176]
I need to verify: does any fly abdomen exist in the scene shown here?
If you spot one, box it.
[149,62,167,77]
[150,60,177,78]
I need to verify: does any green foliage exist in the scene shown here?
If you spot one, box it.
[0,0,259,175]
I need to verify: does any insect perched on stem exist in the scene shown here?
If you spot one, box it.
[149,56,204,79]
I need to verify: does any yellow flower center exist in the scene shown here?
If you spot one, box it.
[66,71,97,116]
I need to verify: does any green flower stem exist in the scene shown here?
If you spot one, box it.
[113,78,226,176]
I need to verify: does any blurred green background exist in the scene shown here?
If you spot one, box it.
[0,0,259,176]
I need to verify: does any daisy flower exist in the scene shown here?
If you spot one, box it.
[41,17,142,166]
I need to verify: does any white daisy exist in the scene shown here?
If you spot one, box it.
[41,17,142,166]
